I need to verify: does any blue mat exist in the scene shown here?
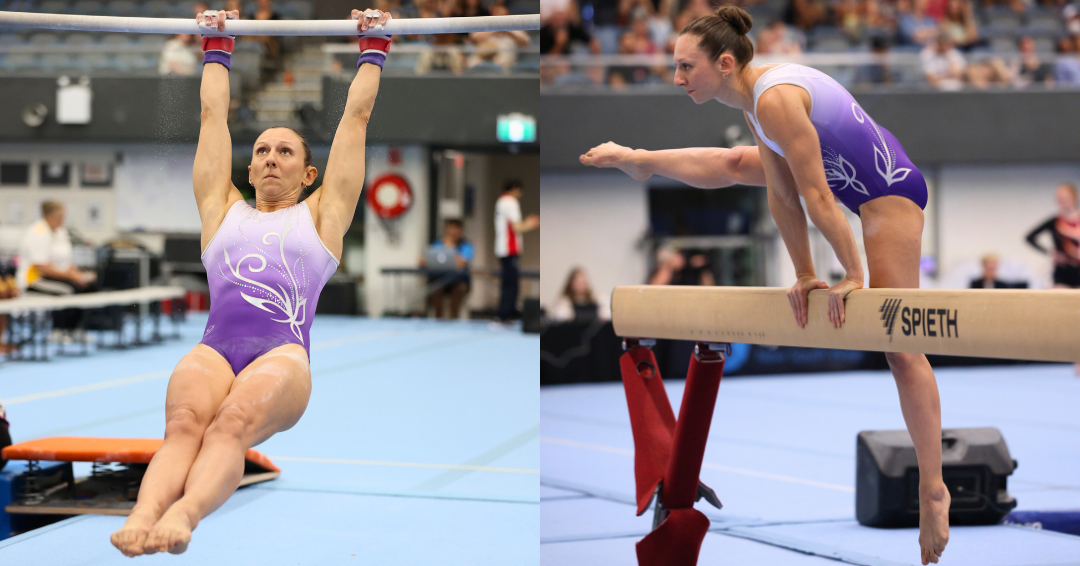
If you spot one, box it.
[0,314,538,564]
[541,364,1080,565]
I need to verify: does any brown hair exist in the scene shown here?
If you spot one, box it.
[41,200,64,217]
[680,5,755,67]
[264,126,312,168]
[560,267,596,304]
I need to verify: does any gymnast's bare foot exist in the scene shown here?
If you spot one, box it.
[144,503,197,555]
[580,142,652,181]
[110,506,160,557]
[919,482,950,564]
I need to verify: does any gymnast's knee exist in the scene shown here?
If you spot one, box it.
[164,405,209,441]
[885,351,927,374]
[204,404,253,444]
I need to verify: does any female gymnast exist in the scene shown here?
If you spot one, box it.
[582,6,950,564]
[110,7,391,556]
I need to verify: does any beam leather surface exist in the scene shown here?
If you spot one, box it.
[612,285,1080,362]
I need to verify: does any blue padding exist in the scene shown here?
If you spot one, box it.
[1004,511,1080,537]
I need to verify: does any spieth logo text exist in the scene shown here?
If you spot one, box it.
[879,299,958,341]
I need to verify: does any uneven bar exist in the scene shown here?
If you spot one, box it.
[612,285,1080,362]
[0,12,540,35]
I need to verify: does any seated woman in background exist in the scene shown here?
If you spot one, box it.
[549,267,610,323]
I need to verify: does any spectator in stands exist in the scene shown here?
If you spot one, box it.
[941,0,983,51]
[193,2,209,17]
[468,4,532,71]
[755,19,804,55]
[17,201,96,296]
[647,245,686,285]
[416,0,467,74]
[158,33,199,76]
[921,31,967,89]
[540,1,600,55]
[898,0,938,46]
[969,253,1012,288]
[1015,35,1056,86]
[494,179,539,323]
[0,269,16,353]
[790,0,830,31]
[249,0,283,79]
[646,246,714,286]
[1053,34,1080,85]
[461,0,490,18]
[420,219,474,319]
[549,267,611,322]
[855,35,901,86]
[224,0,244,19]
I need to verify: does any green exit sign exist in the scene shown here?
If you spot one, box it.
[497,113,536,143]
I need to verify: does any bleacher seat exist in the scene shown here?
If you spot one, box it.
[134,34,168,48]
[80,52,116,70]
[0,53,38,72]
[65,32,95,45]
[144,0,170,18]
[29,32,61,45]
[809,26,849,52]
[983,7,1022,32]
[40,0,71,13]
[106,0,140,17]
[42,52,84,72]
[990,36,1018,54]
[72,0,104,15]
[102,33,131,45]
[286,0,312,20]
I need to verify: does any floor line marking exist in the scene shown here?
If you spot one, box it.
[268,455,537,474]
[414,424,541,490]
[4,371,171,406]
[542,436,854,493]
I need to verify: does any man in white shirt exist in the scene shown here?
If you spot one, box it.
[494,179,539,322]
[18,200,97,295]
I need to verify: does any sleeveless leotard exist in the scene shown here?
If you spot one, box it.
[745,64,928,214]
[200,200,339,375]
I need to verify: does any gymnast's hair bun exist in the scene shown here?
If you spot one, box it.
[714,5,753,36]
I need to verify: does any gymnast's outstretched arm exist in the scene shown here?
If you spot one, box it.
[316,9,388,251]
[579,141,766,188]
[193,10,243,240]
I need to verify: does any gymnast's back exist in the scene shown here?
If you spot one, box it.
[745,63,928,214]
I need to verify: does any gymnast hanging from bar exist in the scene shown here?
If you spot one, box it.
[110,7,390,557]
[582,6,950,565]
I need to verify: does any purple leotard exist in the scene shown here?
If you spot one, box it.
[745,64,927,214]
[200,200,339,375]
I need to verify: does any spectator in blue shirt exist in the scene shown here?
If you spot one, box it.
[421,218,474,319]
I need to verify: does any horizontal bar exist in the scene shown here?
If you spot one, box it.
[612,285,1080,362]
[0,12,540,36]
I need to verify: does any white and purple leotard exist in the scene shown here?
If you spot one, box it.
[745,64,928,214]
[200,200,339,375]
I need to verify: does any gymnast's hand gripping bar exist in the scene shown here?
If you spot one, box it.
[0,12,540,36]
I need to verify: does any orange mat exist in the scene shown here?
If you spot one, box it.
[1,437,280,473]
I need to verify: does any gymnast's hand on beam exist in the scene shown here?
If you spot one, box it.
[353,8,392,33]
[787,275,828,328]
[827,277,862,329]
[196,9,239,32]
[580,142,652,181]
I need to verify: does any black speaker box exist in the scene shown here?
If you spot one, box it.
[856,427,1017,528]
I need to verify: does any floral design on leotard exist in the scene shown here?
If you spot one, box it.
[220,211,308,344]
[822,144,869,196]
[852,102,911,187]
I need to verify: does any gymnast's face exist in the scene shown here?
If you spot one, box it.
[249,128,317,202]
[673,34,724,104]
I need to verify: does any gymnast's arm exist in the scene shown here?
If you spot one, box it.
[1024,218,1054,254]
[579,142,766,188]
[317,21,384,245]
[749,123,816,281]
[193,35,243,242]
[755,88,863,286]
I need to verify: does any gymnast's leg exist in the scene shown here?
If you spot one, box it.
[142,344,312,554]
[861,196,950,565]
[111,345,236,557]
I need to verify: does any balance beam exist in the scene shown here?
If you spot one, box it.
[612,286,1080,363]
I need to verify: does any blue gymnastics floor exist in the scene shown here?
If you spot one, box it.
[541,364,1080,566]
[0,313,538,565]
